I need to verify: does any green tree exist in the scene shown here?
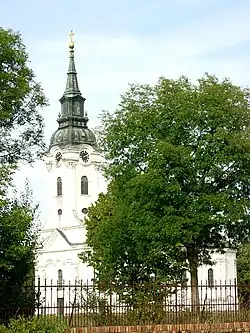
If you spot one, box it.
[81,75,250,307]
[81,187,186,317]
[0,177,39,323]
[0,27,47,164]
[237,242,250,307]
[0,27,47,322]
[81,189,185,286]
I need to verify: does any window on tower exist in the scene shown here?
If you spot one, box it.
[81,176,88,195]
[57,177,62,196]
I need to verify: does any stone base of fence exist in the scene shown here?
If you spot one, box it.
[69,322,250,333]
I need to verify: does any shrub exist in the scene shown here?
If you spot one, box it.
[0,326,10,333]
[1,316,67,333]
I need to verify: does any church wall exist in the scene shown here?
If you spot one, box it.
[45,146,103,230]
[197,249,236,285]
[36,247,93,283]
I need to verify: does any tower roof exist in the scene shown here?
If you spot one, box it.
[64,32,81,97]
[49,31,97,150]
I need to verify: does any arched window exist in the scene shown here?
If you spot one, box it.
[57,269,64,314]
[57,177,62,196]
[208,268,214,288]
[81,176,88,195]
[58,269,63,289]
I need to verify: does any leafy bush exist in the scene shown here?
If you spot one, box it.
[0,316,67,333]
[0,326,10,333]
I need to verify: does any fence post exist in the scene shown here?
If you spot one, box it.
[86,279,89,327]
[37,277,41,318]
[234,278,237,314]
[109,282,112,326]
[175,283,178,324]
[44,278,46,315]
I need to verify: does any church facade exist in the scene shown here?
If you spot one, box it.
[36,36,237,296]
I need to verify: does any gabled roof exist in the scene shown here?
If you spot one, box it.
[38,227,85,253]
[56,228,84,246]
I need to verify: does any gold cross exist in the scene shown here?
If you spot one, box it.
[69,30,74,43]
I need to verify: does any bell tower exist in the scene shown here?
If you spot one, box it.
[44,31,101,230]
[36,32,102,284]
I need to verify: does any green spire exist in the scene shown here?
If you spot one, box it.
[64,31,81,97]
[59,31,86,122]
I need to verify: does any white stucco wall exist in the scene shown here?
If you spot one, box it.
[197,249,237,285]
[36,143,104,288]
[42,144,103,230]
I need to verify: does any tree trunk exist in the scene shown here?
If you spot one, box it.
[186,245,200,315]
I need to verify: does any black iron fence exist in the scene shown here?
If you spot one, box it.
[1,280,250,327]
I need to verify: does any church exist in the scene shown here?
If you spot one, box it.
[35,34,237,292]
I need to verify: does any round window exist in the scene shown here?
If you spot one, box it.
[82,208,88,214]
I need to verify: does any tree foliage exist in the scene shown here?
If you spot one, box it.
[0,27,47,322]
[237,242,250,307]
[0,27,47,164]
[0,178,39,322]
[237,243,250,285]
[81,74,250,305]
[0,181,38,280]
[80,189,185,286]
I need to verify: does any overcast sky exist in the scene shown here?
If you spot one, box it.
[1,0,250,221]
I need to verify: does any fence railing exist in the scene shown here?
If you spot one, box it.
[1,280,250,327]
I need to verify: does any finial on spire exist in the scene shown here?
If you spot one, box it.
[69,30,75,51]
[64,30,80,96]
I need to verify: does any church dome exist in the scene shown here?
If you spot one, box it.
[49,126,97,149]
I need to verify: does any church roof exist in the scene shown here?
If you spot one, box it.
[56,228,84,246]
[38,227,85,253]
[49,32,97,150]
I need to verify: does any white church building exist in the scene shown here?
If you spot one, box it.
[35,36,237,304]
